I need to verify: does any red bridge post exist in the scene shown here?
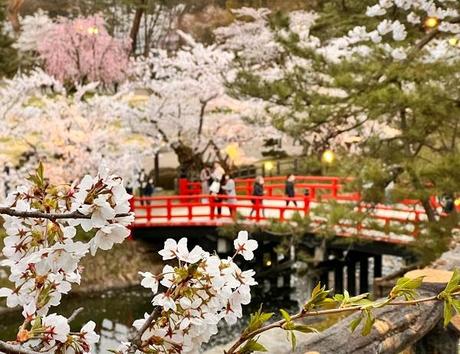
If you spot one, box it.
[304,195,310,215]
[178,178,188,195]
[166,199,172,221]
[332,178,338,198]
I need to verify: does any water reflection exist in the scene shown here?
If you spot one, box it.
[0,277,299,353]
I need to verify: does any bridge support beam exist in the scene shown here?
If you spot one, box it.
[334,266,344,294]
[374,254,382,278]
[359,256,369,293]
[320,270,329,289]
[347,261,356,296]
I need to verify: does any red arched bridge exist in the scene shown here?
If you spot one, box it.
[128,176,458,245]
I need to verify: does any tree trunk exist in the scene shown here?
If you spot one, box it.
[129,0,146,54]
[7,0,23,33]
[171,142,205,179]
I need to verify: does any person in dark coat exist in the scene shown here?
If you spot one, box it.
[285,174,297,206]
[441,193,455,214]
[213,176,226,217]
[143,178,155,205]
[249,176,265,218]
[138,168,146,205]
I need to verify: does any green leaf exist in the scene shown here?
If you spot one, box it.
[243,306,274,336]
[292,324,318,334]
[443,296,454,327]
[304,282,332,311]
[361,310,375,336]
[280,309,291,322]
[335,291,371,308]
[389,276,423,300]
[444,269,460,294]
[290,331,297,352]
[37,161,44,182]
[349,315,362,333]
[452,299,460,315]
[239,339,268,354]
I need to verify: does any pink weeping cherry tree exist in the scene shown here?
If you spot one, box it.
[37,15,131,85]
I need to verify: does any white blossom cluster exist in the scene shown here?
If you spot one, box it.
[214,7,280,64]
[0,169,134,352]
[129,30,280,161]
[346,0,460,61]
[0,70,159,193]
[120,231,258,353]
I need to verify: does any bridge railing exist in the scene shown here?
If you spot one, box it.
[131,194,311,224]
[130,194,424,243]
[178,176,358,200]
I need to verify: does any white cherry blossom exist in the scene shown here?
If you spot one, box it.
[234,231,258,261]
[42,313,71,344]
[139,271,159,293]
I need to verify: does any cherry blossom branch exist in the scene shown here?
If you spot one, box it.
[225,292,460,354]
[127,269,198,353]
[67,307,84,323]
[0,341,40,354]
[127,307,162,353]
[0,208,131,220]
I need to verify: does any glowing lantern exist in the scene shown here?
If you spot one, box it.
[424,17,439,29]
[455,198,460,207]
[449,37,459,46]
[264,161,274,172]
[225,143,240,164]
[321,150,335,164]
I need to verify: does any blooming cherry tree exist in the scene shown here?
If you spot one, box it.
[0,69,159,194]
[130,30,281,173]
[36,15,131,85]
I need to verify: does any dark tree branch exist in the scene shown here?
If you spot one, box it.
[129,0,147,54]
[197,94,218,138]
[0,208,131,220]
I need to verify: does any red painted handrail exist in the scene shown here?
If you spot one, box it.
[130,193,428,244]
[178,176,352,199]
[130,175,459,245]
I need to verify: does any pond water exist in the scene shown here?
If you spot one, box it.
[0,276,301,353]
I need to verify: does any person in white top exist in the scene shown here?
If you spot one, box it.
[211,162,225,181]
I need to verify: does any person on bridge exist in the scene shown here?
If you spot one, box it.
[209,162,225,196]
[200,165,211,202]
[211,162,225,182]
[212,176,227,217]
[250,176,265,218]
[143,178,155,205]
[285,174,297,207]
[222,174,236,217]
